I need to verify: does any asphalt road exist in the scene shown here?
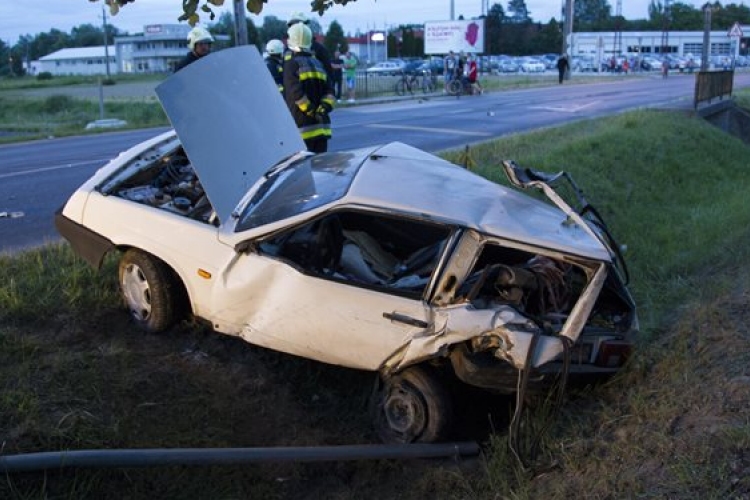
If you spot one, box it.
[2,72,749,254]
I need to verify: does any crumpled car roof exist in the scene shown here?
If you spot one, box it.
[341,142,610,261]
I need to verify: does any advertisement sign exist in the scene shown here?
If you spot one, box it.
[424,20,485,55]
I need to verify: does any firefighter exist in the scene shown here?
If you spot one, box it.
[283,22,335,154]
[174,27,214,73]
[265,39,285,93]
[285,11,334,89]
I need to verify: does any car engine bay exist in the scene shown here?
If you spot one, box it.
[102,146,216,225]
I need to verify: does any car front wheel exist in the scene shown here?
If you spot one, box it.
[118,249,185,333]
[370,366,453,443]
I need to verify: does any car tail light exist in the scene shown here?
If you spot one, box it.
[595,340,632,368]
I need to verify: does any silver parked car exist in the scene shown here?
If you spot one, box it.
[56,46,638,444]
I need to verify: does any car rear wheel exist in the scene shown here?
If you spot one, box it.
[370,366,453,443]
[118,249,185,333]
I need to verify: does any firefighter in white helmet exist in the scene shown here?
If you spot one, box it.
[174,27,214,72]
[285,11,334,88]
[265,39,285,93]
[283,22,335,153]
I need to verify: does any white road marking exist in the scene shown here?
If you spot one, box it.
[0,158,108,180]
[529,101,600,113]
[366,124,492,137]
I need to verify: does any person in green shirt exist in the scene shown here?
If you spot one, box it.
[343,51,358,103]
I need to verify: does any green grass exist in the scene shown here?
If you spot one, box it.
[0,73,164,91]
[2,98,750,498]
[0,94,167,141]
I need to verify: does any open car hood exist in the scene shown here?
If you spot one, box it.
[156,46,305,224]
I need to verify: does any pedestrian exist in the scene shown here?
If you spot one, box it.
[265,39,285,93]
[283,22,335,154]
[457,51,466,81]
[622,58,629,74]
[556,54,569,84]
[466,54,483,95]
[443,51,457,92]
[331,50,344,102]
[661,58,669,78]
[174,27,213,72]
[343,51,357,103]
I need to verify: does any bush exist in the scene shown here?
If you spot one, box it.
[102,78,116,86]
[36,72,53,81]
[42,94,74,114]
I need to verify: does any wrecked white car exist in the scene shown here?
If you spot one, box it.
[55,47,637,443]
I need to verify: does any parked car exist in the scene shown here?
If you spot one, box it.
[366,60,405,75]
[640,56,662,71]
[401,58,425,74]
[517,56,546,73]
[496,57,520,73]
[56,46,638,444]
[572,56,597,72]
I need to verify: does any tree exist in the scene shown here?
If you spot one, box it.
[714,3,750,28]
[648,0,701,30]
[507,0,531,24]
[210,11,260,48]
[70,23,121,47]
[574,0,612,30]
[91,0,360,25]
[260,15,287,44]
[324,21,347,54]
[531,19,563,54]
[485,3,506,54]
[0,39,11,77]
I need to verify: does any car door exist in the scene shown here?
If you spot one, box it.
[219,210,452,371]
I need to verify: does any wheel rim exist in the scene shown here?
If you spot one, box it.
[381,380,427,442]
[121,263,152,321]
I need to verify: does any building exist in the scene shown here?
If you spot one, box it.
[114,24,193,73]
[38,46,116,76]
[570,26,750,59]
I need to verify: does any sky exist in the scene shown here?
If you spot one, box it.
[3,0,673,46]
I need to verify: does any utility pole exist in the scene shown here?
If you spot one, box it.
[101,4,112,79]
[450,0,455,20]
[562,0,574,56]
[233,0,249,46]
[701,3,714,71]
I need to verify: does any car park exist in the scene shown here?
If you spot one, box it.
[56,46,639,444]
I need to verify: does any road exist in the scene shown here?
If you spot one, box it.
[2,72,749,254]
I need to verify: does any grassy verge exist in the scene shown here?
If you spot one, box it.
[2,100,750,498]
[0,73,164,91]
[0,94,167,142]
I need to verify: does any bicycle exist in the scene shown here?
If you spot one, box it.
[395,69,436,96]
[446,72,479,97]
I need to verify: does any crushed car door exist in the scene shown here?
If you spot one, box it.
[230,210,453,371]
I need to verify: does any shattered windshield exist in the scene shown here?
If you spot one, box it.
[236,152,360,232]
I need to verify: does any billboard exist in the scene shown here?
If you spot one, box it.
[424,19,485,55]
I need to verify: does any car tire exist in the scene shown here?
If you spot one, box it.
[118,249,186,333]
[370,366,453,443]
